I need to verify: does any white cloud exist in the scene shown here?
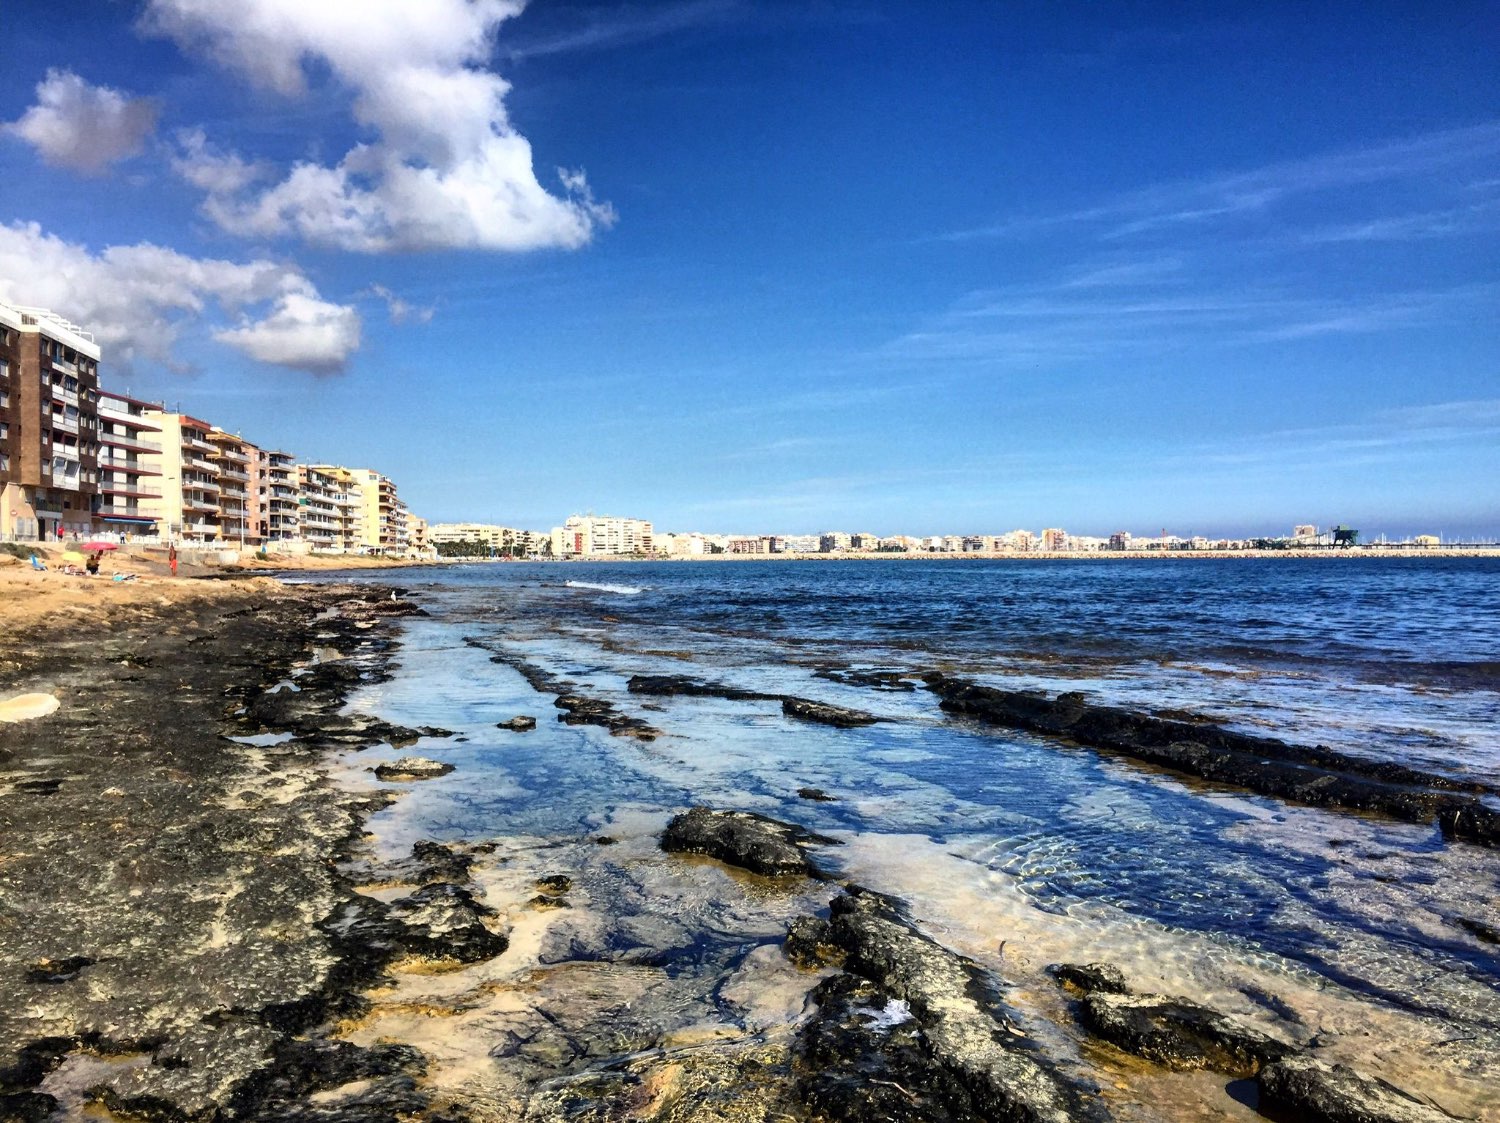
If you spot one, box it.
[367,285,435,325]
[171,127,272,196]
[0,221,360,374]
[5,69,159,175]
[142,0,615,252]
[214,292,360,374]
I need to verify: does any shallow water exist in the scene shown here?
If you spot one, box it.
[331,559,1500,1119]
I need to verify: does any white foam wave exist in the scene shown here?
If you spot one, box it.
[565,580,645,596]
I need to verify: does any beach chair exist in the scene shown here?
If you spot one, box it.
[29,553,47,571]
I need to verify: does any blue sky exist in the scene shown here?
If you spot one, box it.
[1,1,1496,538]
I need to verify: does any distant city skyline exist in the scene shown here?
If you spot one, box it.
[0,2,1495,535]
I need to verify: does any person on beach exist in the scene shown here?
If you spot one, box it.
[169,543,178,576]
[85,552,101,577]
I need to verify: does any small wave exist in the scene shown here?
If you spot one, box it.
[565,580,645,596]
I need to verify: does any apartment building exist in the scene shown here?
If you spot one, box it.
[296,465,342,550]
[257,450,300,543]
[551,514,654,557]
[209,428,257,546]
[139,411,226,543]
[0,303,102,540]
[95,391,164,536]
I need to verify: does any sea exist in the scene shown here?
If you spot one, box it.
[306,558,1500,1119]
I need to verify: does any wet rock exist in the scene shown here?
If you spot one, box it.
[527,895,569,911]
[499,715,537,732]
[535,874,573,893]
[0,1092,61,1122]
[1078,992,1293,1076]
[1049,962,1129,996]
[924,675,1497,845]
[795,887,1106,1123]
[784,917,846,969]
[23,956,94,984]
[814,668,917,692]
[373,757,454,782]
[626,674,777,702]
[1454,915,1500,944]
[797,786,837,802]
[1257,1055,1454,1123]
[363,840,476,888]
[781,698,880,727]
[553,694,660,741]
[1436,799,1500,848]
[661,807,839,879]
[386,883,509,964]
[98,1021,281,1122]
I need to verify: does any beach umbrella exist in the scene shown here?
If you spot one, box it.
[82,541,119,551]
[62,550,86,564]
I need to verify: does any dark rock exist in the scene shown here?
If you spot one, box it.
[814,668,917,692]
[553,694,659,741]
[924,675,1498,845]
[534,875,572,893]
[660,807,839,878]
[1257,1055,1454,1123]
[23,956,95,984]
[794,887,1107,1123]
[385,884,509,964]
[526,895,569,911]
[797,787,837,802]
[1436,799,1500,847]
[498,715,537,732]
[373,757,454,782]
[1455,915,1500,944]
[0,1092,61,1122]
[593,836,618,846]
[626,674,777,702]
[1079,992,1293,1076]
[784,917,846,969]
[782,698,880,727]
[1049,962,1129,996]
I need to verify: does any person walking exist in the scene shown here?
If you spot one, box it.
[168,543,178,577]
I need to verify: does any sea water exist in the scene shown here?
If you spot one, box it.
[323,558,1500,1118]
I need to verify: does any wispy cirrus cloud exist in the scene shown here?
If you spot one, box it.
[502,0,744,60]
[942,121,1500,243]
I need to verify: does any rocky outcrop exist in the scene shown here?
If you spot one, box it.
[374,757,454,782]
[554,694,659,741]
[1049,962,1129,997]
[498,715,537,732]
[924,675,1500,847]
[628,674,883,728]
[781,698,880,727]
[1257,1055,1457,1123]
[1078,993,1293,1076]
[660,807,839,879]
[789,888,1108,1123]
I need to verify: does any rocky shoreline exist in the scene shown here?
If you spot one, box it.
[3,582,1495,1122]
[0,581,497,1122]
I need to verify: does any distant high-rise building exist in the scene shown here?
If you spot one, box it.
[1042,527,1067,551]
[552,514,654,556]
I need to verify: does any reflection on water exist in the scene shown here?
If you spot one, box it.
[332,560,1500,1119]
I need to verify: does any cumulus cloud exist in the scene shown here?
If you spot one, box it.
[0,221,360,374]
[214,292,361,374]
[143,0,615,252]
[6,69,160,174]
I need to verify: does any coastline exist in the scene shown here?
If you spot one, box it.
[3,567,1496,1121]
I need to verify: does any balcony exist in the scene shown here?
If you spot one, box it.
[50,356,77,376]
[52,415,80,435]
[214,446,251,464]
[218,467,251,482]
[182,436,217,454]
[101,433,163,454]
[100,482,163,499]
[221,486,248,499]
[99,456,160,475]
[95,502,156,520]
